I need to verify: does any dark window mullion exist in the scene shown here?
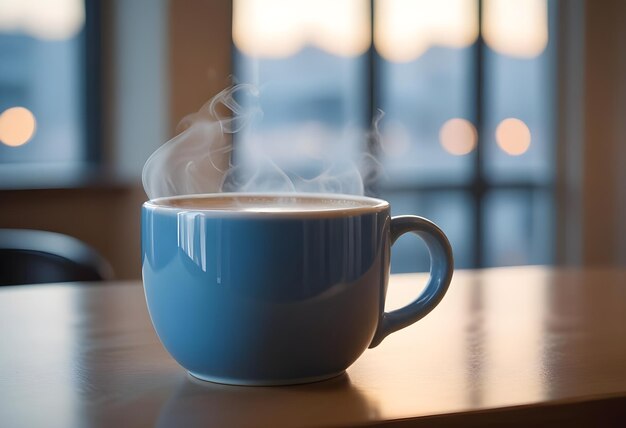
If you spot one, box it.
[378,183,552,193]
[365,0,380,197]
[84,0,103,165]
[472,0,486,268]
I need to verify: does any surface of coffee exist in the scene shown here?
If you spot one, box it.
[149,193,388,214]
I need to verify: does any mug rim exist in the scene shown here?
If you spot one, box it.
[143,192,389,218]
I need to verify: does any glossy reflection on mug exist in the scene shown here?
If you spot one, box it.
[141,193,453,385]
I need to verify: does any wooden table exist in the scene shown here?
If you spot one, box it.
[1,267,625,427]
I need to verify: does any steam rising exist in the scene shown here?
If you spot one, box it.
[142,84,382,200]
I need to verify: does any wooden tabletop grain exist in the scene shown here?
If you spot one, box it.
[1,267,625,427]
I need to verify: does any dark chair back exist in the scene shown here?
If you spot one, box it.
[0,229,114,286]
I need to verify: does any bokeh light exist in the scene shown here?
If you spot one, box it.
[483,0,548,58]
[0,0,84,40]
[233,0,370,57]
[375,0,477,62]
[233,0,546,61]
[495,118,531,156]
[0,107,37,147]
[439,118,477,156]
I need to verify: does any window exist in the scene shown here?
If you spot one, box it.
[0,0,99,167]
[234,0,555,272]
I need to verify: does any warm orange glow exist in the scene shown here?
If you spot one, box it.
[0,107,37,147]
[495,118,531,156]
[233,0,370,58]
[483,0,548,58]
[439,118,477,156]
[0,0,84,40]
[374,0,477,62]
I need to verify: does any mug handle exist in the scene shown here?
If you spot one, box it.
[369,215,454,348]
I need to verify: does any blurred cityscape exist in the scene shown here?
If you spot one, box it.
[0,0,83,165]
[0,0,554,272]
[233,0,554,272]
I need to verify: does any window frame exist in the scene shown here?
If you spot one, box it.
[84,0,104,165]
[230,0,558,269]
[369,0,557,268]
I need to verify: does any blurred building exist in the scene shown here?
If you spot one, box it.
[0,0,625,278]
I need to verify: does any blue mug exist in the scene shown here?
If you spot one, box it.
[142,193,453,385]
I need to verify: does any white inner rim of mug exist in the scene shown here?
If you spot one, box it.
[144,193,389,218]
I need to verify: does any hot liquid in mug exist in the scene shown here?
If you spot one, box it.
[142,193,453,385]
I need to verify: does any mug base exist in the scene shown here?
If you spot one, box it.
[187,370,346,386]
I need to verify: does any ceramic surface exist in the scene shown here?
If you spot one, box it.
[141,193,453,385]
